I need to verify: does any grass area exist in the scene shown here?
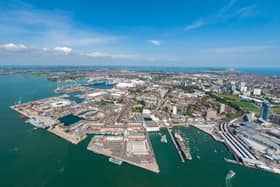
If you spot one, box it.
[225,112,240,119]
[185,104,200,116]
[99,99,114,106]
[132,107,143,113]
[210,93,260,115]
[272,107,280,115]
[182,85,199,93]
[238,101,260,114]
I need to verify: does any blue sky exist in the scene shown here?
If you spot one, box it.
[0,0,279,67]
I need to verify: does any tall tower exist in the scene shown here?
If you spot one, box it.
[260,100,270,121]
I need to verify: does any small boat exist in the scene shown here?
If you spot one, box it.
[174,132,184,142]
[109,157,123,165]
[196,155,201,159]
[161,134,168,143]
[225,170,236,187]
[226,170,236,179]
[33,127,39,131]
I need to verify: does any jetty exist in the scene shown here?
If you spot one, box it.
[176,134,192,160]
[167,128,185,162]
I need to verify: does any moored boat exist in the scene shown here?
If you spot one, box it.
[109,157,123,165]
[25,118,45,128]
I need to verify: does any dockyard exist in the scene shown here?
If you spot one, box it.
[9,70,280,175]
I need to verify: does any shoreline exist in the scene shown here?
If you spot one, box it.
[190,123,280,175]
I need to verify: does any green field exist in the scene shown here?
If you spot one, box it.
[210,93,260,114]
[272,107,280,115]
[238,100,260,114]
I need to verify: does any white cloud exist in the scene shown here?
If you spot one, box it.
[0,43,27,50]
[184,20,205,31]
[0,8,119,49]
[53,46,73,54]
[184,0,257,31]
[81,51,136,59]
[219,0,237,15]
[148,40,161,46]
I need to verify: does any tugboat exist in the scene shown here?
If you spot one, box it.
[160,134,168,144]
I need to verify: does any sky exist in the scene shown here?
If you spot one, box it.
[0,0,279,67]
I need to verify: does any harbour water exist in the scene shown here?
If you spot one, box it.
[58,115,82,126]
[1,75,280,187]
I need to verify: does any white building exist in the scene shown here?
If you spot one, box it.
[219,103,225,114]
[239,82,247,93]
[142,109,151,115]
[253,88,262,96]
[172,106,177,115]
[116,82,134,88]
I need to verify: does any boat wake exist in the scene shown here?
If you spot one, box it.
[225,170,236,187]
[9,146,19,153]
[59,166,65,173]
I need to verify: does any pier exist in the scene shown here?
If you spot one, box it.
[176,136,192,160]
[167,128,185,163]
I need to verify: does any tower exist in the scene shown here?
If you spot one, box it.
[260,100,270,121]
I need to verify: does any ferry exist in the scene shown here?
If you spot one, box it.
[108,157,123,165]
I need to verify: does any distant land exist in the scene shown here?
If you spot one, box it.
[1,65,280,76]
